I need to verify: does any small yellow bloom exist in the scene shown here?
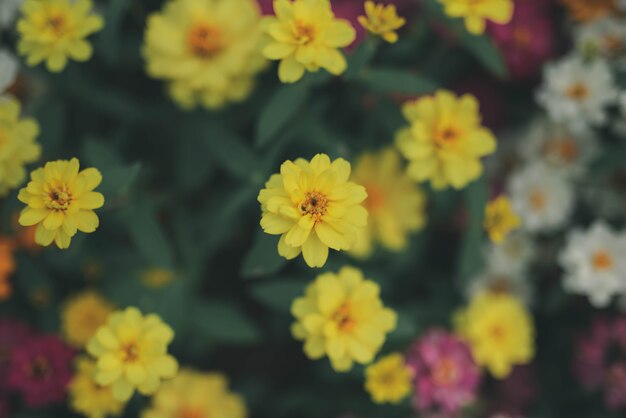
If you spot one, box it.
[455,292,534,379]
[86,307,179,402]
[438,0,514,35]
[17,0,104,72]
[350,148,426,258]
[141,268,175,289]
[61,291,114,348]
[291,266,397,372]
[358,1,406,44]
[365,353,413,404]
[69,357,125,418]
[396,90,497,190]
[0,97,41,197]
[263,0,356,83]
[484,195,521,244]
[258,154,368,268]
[143,0,266,110]
[142,369,246,418]
[17,158,105,249]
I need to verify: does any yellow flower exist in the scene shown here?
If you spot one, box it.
[0,97,41,197]
[357,1,406,44]
[69,357,125,418]
[141,268,175,289]
[17,158,105,249]
[455,292,534,379]
[143,0,266,110]
[291,266,397,372]
[395,90,497,190]
[484,195,521,244]
[17,0,104,72]
[350,148,426,258]
[258,154,368,268]
[62,291,114,348]
[437,0,514,35]
[86,307,179,402]
[142,369,246,418]
[365,353,413,404]
[263,0,356,83]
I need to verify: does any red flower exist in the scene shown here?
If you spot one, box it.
[0,319,33,391]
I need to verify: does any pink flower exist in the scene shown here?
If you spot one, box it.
[487,1,555,80]
[6,334,75,408]
[0,318,33,391]
[406,329,482,414]
[491,365,538,416]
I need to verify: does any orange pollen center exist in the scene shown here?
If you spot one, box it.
[187,24,222,58]
[300,192,328,222]
[293,20,316,45]
[121,342,140,363]
[490,324,506,341]
[27,355,51,379]
[46,187,72,211]
[529,190,546,211]
[365,184,385,211]
[436,127,461,147]
[46,14,66,34]
[177,407,205,418]
[432,358,459,387]
[566,83,589,101]
[592,250,613,271]
[333,304,356,333]
[512,26,532,47]
[547,138,579,163]
[603,35,625,55]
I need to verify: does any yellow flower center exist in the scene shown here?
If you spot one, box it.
[364,184,385,211]
[121,342,140,363]
[27,355,51,379]
[46,187,73,211]
[187,23,223,58]
[177,407,205,418]
[332,303,356,333]
[489,323,507,342]
[529,190,546,211]
[566,82,590,101]
[435,126,461,148]
[44,11,69,37]
[432,357,459,387]
[546,138,579,163]
[592,250,613,271]
[292,20,316,45]
[299,191,328,222]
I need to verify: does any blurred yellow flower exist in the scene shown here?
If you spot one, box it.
[291,266,397,372]
[258,154,368,268]
[62,291,114,348]
[358,1,406,43]
[141,268,175,289]
[263,0,356,83]
[365,353,412,404]
[17,0,104,72]
[142,369,246,418]
[143,0,266,110]
[0,97,41,197]
[350,148,426,258]
[396,90,497,190]
[484,196,521,244]
[17,158,105,249]
[437,0,513,35]
[86,307,179,402]
[455,292,534,379]
[69,357,125,418]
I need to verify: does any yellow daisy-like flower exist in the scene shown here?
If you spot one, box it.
[0,97,41,197]
[258,154,368,268]
[69,357,125,418]
[17,0,104,72]
[357,1,406,44]
[484,195,521,244]
[263,0,356,83]
[86,307,179,402]
[437,0,514,35]
[350,148,426,258]
[17,158,105,249]
[61,291,114,348]
[395,90,497,190]
[455,292,534,379]
[142,369,247,418]
[143,0,266,110]
[365,353,413,404]
[291,266,397,372]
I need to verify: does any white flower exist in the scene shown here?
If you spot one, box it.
[508,163,574,233]
[536,55,617,131]
[484,232,535,275]
[519,118,600,178]
[576,18,626,67]
[559,220,626,307]
[0,49,18,94]
[0,0,22,29]
[466,268,533,306]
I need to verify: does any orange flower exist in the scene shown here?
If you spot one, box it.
[560,0,620,22]
[0,239,16,301]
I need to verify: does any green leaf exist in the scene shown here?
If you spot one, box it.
[255,83,310,148]
[99,162,142,200]
[125,201,175,269]
[249,279,306,313]
[359,68,438,94]
[344,40,378,80]
[457,177,488,284]
[83,138,123,169]
[241,231,287,279]
[194,301,261,344]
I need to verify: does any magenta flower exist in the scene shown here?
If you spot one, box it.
[0,395,8,418]
[6,334,75,408]
[487,1,554,80]
[490,365,538,416]
[0,318,33,391]
[406,329,482,414]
